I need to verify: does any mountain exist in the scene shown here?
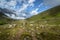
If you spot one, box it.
[0,11,16,25]
[0,8,16,16]
[0,7,21,25]
[0,6,60,40]
[26,6,60,22]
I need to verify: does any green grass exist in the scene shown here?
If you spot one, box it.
[0,6,60,40]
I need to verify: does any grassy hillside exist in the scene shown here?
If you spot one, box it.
[0,6,60,40]
[26,6,60,21]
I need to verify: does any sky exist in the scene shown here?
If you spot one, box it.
[0,0,60,19]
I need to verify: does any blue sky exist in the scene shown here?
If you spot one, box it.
[0,0,60,19]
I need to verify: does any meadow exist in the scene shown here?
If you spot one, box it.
[0,6,60,40]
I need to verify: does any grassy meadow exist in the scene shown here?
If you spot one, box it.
[0,6,60,40]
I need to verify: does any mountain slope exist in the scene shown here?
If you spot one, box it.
[26,6,60,21]
[0,12,15,25]
[0,6,60,40]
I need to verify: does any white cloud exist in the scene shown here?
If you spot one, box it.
[0,0,35,19]
[31,8,39,15]
[39,3,43,7]
[18,4,28,13]
[0,0,17,10]
[22,13,26,16]
[15,17,25,19]
[12,16,25,19]
[43,0,60,7]
[17,0,35,13]
[15,0,35,18]
[28,0,35,3]
[28,0,35,7]
[5,13,25,19]
[30,2,43,15]
[7,0,16,6]
[0,0,60,19]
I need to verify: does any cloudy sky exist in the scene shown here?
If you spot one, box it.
[0,0,60,19]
